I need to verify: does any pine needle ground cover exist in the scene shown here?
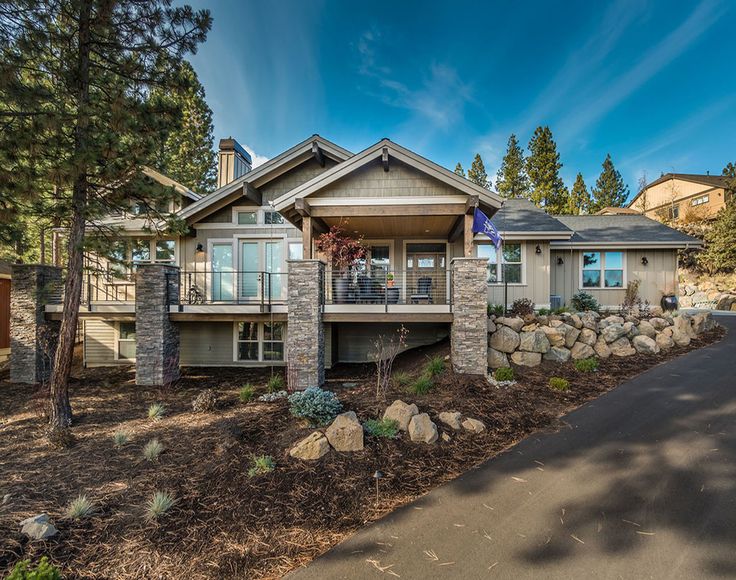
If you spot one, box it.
[0,329,724,579]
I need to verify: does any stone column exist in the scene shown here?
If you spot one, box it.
[451,257,488,375]
[10,265,63,384]
[286,260,325,389]
[135,264,180,386]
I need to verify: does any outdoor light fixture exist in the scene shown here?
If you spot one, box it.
[557,257,564,265]
[641,256,649,265]
[195,243,204,253]
[535,244,542,254]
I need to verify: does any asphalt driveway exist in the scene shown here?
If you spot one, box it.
[289,315,736,579]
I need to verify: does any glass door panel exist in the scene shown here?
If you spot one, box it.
[265,241,282,300]
[239,241,259,299]
[212,243,234,301]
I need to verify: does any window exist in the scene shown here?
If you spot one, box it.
[132,239,150,263]
[237,322,259,361]
[477,243,522,284]
[691,195,709,206]
[264,210,284,225]
[108,241,128,277]
[236,322,285,362]
[288,242,303,260]
[263,322,284,361]
[117,322,136,360]
[668,204,679,220]
[369,245,390,274]
[237,211,257,224]
[582,251,624,288]
[155,240,175,262]
[130,201,146,215]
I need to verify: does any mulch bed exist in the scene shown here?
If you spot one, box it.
[0,326,725,579]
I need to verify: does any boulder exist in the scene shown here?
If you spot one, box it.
[408,413,439,444]
[549,319,564,328]
[560,324,581,348]
[539,325,566,347]
[649,306,664,317]
[569,314,584,329]
[325,411,364,452]
[497,316,525,332]
[594,336,612,359]
[684,284,697,296]
[20,514,57,541]
[716,295,736,311]
[580,313,598,331]
[487,319,497,333]
[632,335,660,355]
[521,322,539,332]
[672,328,691,347]
[691,312,715,334]
[511,351,542,367]
[438,411,463,430]
[602,324,628,344]
[383,400,419,431]
[579,328,597,346]
[462,418,486,433]
[519,330,551,353]
[571,342,596,360]
[600,315,624,328]
[674,314,696,339]
[637,320,657,338]
[489,326,521,353]
[649,317,670,331]
[487,348,509,369]
[290,432,330,460]
[544,346,571,363]
[609,337,636,357]
[655,332,675,350]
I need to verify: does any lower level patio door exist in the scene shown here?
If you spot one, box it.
[238,240,283,302]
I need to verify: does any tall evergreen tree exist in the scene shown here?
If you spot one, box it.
[589,154,630,213]
[454,162,465,178]
[568,173,591,215]
[0,0,211,433]
[151,61,217,193]
[723,161,736,200]
[496,134,530,199]
[467,153,490,189]
[525,126,568,212]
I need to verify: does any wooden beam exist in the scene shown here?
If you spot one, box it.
[323,312,453,323]
[302,215,313,259]
[295,198,311,217]
[465,195,479,214]
[171,312,288,322]
[463,213,474,257]
[382,147,389,172]
[312,141,325,167]
[243,181,262,206]
[310,203,465,218]
[448,215,465,243]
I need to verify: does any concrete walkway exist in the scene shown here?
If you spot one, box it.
[289,316,736,579]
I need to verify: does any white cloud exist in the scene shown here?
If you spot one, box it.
[243,144,269,168]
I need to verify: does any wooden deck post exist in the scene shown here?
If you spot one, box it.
[463,214,474,257]
[302,216,313,259]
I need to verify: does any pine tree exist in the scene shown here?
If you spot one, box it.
[496,134,530,198]
[454,162,466,178]
[467,153,490,189]
[151,61,217,193]
[723,162,736,200]
[568,173,591,215]
[0,0,211,433]
[589,154,630,213]
[698,200,736,274]
[526,126,569,212]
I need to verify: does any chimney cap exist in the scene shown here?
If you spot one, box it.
[218,138,252,165]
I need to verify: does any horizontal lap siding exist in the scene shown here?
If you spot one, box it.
[84,320,119,366]
[179,322,234,366]
[486,241,550,308]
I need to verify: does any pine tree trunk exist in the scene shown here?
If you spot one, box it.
[48,0,91,432]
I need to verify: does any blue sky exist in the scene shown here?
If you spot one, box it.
[187,0,736,198]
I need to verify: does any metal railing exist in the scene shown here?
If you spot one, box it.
[324,268,451,308]
[82,271,136,306]
[178,270,288,309]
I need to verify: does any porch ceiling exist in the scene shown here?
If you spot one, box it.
[323,215,458,238]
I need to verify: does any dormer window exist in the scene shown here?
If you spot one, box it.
[264,210,284,225]
[237,211,257,224]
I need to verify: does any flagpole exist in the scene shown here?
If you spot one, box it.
[502,232,507,316]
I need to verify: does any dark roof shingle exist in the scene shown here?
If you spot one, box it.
[491,198,572,233]
[552,214,701,244]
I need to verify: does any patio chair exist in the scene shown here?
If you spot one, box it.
[410,276,433,304]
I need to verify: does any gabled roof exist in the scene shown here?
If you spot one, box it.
[488,198,572,239]
[628,172,729,208]
[552,214,702,247]
[594,206,640,215]
[176,134,353,223]
[142,166,201,201]
[273,138,503,213]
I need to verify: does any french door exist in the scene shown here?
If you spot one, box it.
[238,240,283,301]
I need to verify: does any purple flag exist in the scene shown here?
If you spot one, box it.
[472,207,502,249]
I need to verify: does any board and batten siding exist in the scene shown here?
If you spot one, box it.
[84,319,124,367]
[484,241,551,308]
[259,157,338,202]
[550,248,678,308]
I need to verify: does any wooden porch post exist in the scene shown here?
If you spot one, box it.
[463,214,474,257]
[302,216,313,259]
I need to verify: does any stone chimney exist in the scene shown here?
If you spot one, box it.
[217,137,252,188]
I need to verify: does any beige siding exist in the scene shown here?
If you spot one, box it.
[334,322,449,363]
[84,319,124,367]
[631,179,727,222]
[485,241,551,308]
[313,158,461,199]
[550,248,679,308]
[179,322,235,366]
[260,157,338,202]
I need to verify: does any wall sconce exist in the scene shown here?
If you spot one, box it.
[557,257,564,265]
[641,256,648,266]
[535,244,542,254]
[195,243,204,253]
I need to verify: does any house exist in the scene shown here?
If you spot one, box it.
[13,135,701,388]
[628,173,730,223]
[0,262,10,362]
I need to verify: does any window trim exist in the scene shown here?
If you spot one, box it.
[691,194,709,207]
[232,321,286,363]
[477,242,526,286]
[230,205,288,227]
[579,250,627,290]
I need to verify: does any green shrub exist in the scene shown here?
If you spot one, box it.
[494,367,514,382]
[239,384,256,402]
[147,402,165,421]
[112,429,130,448]
[64,494,96,520]
[574,357,599,372]
[143,438,164,462]
[549,377,570,391]
[509,297,535,318]
[537,307,551,316]
[409,375,433,395]
[267,374,285,393]
[145,491,176,520]
[248,454,275,478]
[425,356,445,377]
[392,371,412,388]
[552,306,571,314]
[363,418,400,438]
[571,292,600,313]
[288,386,342,425]
[487,303,504,317]
[6,557,61,580]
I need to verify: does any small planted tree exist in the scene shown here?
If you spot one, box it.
[372,325,408,400]
[315,223,366,303]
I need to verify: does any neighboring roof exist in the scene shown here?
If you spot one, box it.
[142,166,201,201]
[551,214,702,247]
[273,138,502,215]
[628,172,728,207]
[488,198,573,238]
[0,261,11,276]
[594,206,640,215]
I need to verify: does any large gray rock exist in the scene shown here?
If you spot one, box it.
[593,336,611,359]
[600,315,625,328]
[672,328,691,347]
[609,337,636,357]
[580,313,598,331]
[487,347,509,369]
[674,314,696,339]
[632,335,660,355]
[326,411,364,452]
[558,323,580,348]
[637,320,657,339]
[511,351,542,367]
[408,413,438,444]
[497,316,525,332]
[490,326,521,353]
[569,314,584,329]
[383,400,419,431]
[438,411,463,430]
[571,342,596,360]
[290,432,330,460]
[579,328,597,346]
[519,330,550,353]
[539,325,566,347]
[691,312,715,334]
[462,417,486,433]
[487,319,497,333]
[602,324,628,344]
[656,332,675,350]
[20,514,58,541]
[649,317,670,331]
[543,346,571,363]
